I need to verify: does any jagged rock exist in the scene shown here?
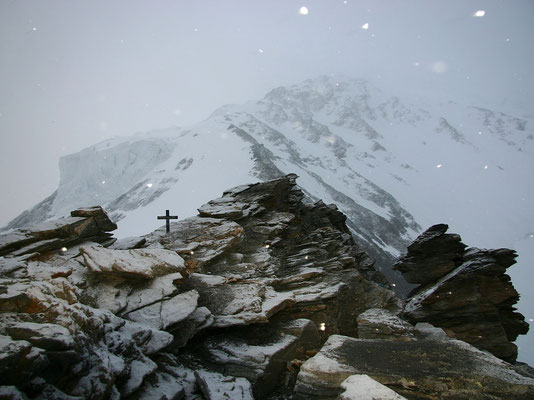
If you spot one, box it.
[6,322,74,351]
[0,254,37,278]
[82,272,186,315]
[130,370,185,400]
[392,223,466,285]
[396,225,529,363]
[1,175,532,399]
[124,290,200,331]
[194,370,254,400]
[144,217,245,271]
[0,335,47,387]
[80,245,186,279]
[337,375,407,400]
[356,308,416,341]
[294,333,534,399]
[0,206,116,257]
[70,206,117,232]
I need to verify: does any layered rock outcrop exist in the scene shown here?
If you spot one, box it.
[0,177,532,399]
[0,206,116,258]
[294,326,534,399]
[394,224,529,363]
[0,175,399,398]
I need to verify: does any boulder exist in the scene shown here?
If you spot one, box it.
[396,225,529,363]
[194,370,254,400]
[356,308,416,341]
[393,223,465,285]
[0,206,116,257]
[294,333,534,399]
[80,245,186,279]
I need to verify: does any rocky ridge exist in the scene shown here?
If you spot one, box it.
[0,176,532,399]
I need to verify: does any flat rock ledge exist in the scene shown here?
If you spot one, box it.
[294,333,534,399]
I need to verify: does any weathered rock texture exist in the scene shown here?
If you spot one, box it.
[0,177,532,399]
[0,206,116,257]
[394,223,529,363]
[0,175,401,399]
[294,331,534,399]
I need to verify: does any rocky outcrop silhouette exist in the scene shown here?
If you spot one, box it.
[394,223,529,363]
[0,177,532,399]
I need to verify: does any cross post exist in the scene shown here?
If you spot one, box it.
[157,209,178,233]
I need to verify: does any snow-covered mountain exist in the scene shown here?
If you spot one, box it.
[4,76,534,295]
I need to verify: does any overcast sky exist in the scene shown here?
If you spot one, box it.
[1,0,533,226]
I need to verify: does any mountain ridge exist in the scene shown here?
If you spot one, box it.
[3,76,533,295]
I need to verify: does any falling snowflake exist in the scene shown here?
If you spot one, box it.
[473,10,485,17]
[146,183,153,188]
[361,23,369,30]
[101,180,106,184]
[258,48,264,53]
[299,6,309,15]
[436,164,442,168]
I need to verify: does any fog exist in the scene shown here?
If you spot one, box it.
[1,0,533,226]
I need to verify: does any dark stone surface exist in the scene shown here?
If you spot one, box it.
[393,224,466,285]
[397,225,529,363]
[295,334,534,399]
[0,206,116,257]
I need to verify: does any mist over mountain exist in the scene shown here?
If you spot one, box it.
[3,76,533,362]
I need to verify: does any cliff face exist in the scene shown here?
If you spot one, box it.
[0,176,532,399]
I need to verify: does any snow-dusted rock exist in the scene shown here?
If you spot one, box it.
[0,206,116,257]
[124,290,199,331]
[1,175,532,399]
[80,245,186,279]
[6,322,74,351]
[356,308,415,341]
[194,370,254,400]
[393,224,466,285]
[145,216,245,271]
[294,334,534,399]
[397,224,529,363]
[337,375,407,400]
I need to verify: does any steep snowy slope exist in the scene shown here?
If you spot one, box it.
[4,76,533,298]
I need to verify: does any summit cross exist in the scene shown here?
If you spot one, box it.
[157,209,178,233]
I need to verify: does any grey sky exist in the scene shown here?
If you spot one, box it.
[1,0,533,226]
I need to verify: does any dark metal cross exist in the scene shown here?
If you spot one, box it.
[157,209,178,233]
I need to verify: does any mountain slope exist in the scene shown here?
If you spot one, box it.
[4,76,534,296]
